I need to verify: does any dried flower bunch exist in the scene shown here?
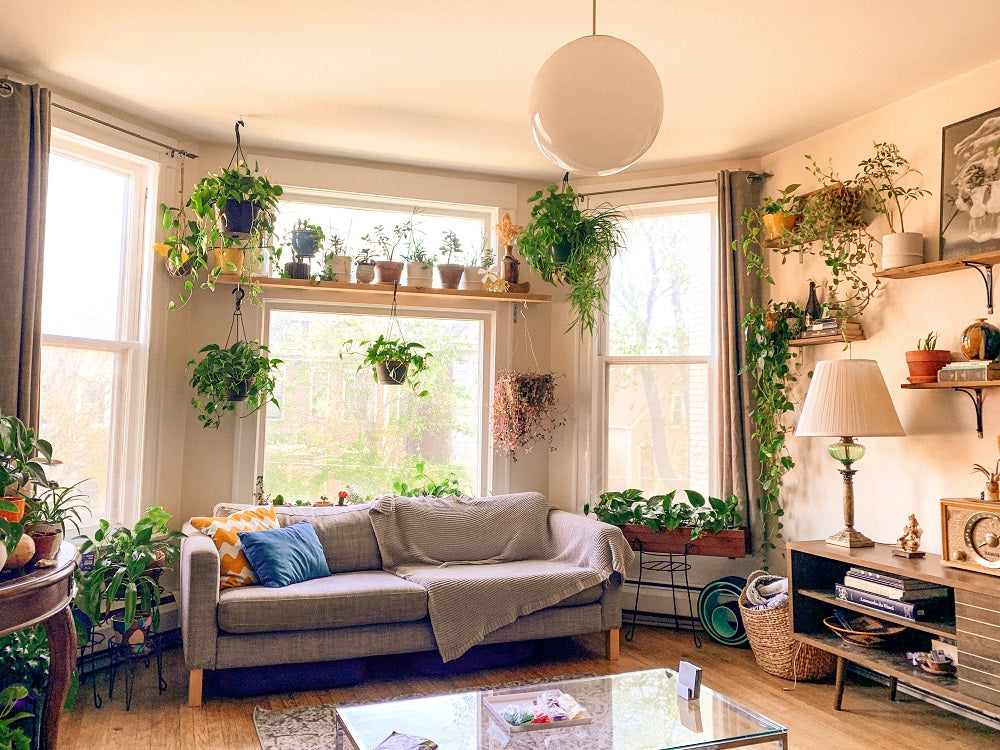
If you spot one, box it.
[496,213,524,247]
[491,371,566,460]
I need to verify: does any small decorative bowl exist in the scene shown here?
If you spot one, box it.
[823,614,906,648]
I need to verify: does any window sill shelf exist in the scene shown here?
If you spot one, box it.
[216,275,551,304]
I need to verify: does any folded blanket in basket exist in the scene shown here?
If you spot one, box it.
[745,574,789,610]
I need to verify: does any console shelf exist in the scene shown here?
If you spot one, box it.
[900,381,1000,438]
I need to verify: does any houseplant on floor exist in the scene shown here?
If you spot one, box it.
[584,488,745,557]
[905,331,951,383]
[517,179,626,334]
[187,340,283,429]
[342,334,432,396]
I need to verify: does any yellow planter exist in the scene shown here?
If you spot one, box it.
[213,247,245,273]
[761,212,798,241]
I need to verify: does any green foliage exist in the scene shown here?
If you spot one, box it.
[26,479,89,536]
[0,412,53,493]
[584,488,742,540]
[0,685,31,750]
[186,341,283,429]
[918,331,939,351]
[402,236,435,267]
[362,222,412,262]
[0,626,49,695]
[75,507,184,631]
[741,300,802,552]
[391,461,464,497]
[856,142,930,234]
[291,218,326,248]
[438,229,463,264]
[517,182,626,334]
[342,334,432,396]
[160,161,283,309]
[761,183,801,215]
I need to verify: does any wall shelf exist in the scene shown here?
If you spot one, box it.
[900,380,1000,438]
[874,250,1000,313]
[789,329,865,347]
[217,275,551,304]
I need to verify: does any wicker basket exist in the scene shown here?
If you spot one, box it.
[739,570,837,681]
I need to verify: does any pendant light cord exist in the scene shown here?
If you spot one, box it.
[592,0,597,35]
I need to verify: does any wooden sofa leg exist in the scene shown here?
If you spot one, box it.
[188,669,203,707]
[605,628,620,660]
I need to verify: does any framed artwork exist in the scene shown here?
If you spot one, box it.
[940,105,1000,260]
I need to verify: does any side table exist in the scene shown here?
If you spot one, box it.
[0,542,78,750]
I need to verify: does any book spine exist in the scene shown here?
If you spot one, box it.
[835,583,925,619]
[845,567,936,589]
[843,575,948,600]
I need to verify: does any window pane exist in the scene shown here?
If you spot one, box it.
[608,211,712,356]
[605,363,709,494]
[38,345,116,517]
[263,310,482,501]
[42,153,128,339]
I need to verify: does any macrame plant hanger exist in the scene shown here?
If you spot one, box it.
[226,287,248,348]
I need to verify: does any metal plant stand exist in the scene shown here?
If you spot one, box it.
[624,539,702,648]
[108,632,167,711]
[77,626,107,708]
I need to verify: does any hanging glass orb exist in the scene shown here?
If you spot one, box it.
[528,35,663,177]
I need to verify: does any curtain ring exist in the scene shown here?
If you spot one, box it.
[0,80,14,98]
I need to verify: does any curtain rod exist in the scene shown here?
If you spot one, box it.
[1,75,198,159]
[578,177,718,199]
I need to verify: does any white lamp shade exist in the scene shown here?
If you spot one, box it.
[528,34,663,177]
[795,359,905,437]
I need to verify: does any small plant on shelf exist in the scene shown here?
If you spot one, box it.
[855,142,930,235]
[186,341,283,429]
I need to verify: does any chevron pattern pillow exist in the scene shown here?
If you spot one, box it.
[189,506,279,588]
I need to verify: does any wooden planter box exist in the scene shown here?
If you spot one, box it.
[620,525,746,558]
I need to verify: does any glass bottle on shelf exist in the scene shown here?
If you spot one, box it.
[805,280,822,323]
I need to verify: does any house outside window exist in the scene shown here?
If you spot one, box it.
[38,130,155,525]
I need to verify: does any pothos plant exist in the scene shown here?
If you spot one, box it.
[517,180,626,334]
[186,340,283,429]
[584,488,742,540]
[341,334,432,396]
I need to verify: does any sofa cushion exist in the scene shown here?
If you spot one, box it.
[190,506,280,589]
[239,521,331,588]
[555,583,604,607]
[217,570,427,634]
[213,503,382,573]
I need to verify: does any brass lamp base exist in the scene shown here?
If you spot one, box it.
[826,527,875,548]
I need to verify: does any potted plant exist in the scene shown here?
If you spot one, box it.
[76,507,185,652]
[760,183,801,241]
[437,230,465,289]
[186,340,283,429]
[584,488,745,557]
[905,331,952,384]
[496,212,524,285]
[517,181,626,333]
[0,413,52,508]
[0,625,48,748]
[403,237,435,287]
[365,222,410,284]
[342,334,432,395]
[463,239,494,291]
[355,244,377,284]
[857,142,931,269]
[491,371,566,461]
[316,234,351,281]
[289,218,325,258]
[973,459,1000,503]
[24,480,88,563]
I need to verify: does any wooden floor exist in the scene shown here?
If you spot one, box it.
[59,626,996,749]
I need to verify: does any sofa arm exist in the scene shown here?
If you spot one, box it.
[179,531,220,671]
[549,509,634,570]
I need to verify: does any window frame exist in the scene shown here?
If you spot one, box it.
[40,129,157,527]
[595,194,720,498]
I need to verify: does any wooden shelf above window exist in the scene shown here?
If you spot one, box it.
[873,250,1000,279]
[216,275,551,304]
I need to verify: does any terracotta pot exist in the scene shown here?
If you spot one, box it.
[762,212,798,241]
[375,261,404,284]
[905,350,952,383]
[987,483,999,503]
[436,263,464,289]
[376,361,408,386]
[27,528,61,563]
[213,247,244,273]
[620,525,746,558]
[0,496,25,523]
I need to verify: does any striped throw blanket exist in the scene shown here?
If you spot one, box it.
[369,493,632,662]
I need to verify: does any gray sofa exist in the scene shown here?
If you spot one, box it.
[179,497,629,705]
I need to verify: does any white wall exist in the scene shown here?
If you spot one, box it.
[761,59,1000,560]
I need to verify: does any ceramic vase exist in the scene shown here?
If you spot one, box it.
[881,232,923,269]
[961,318,1000,360]
[355,263,376,284]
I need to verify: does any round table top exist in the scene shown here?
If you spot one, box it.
[0,541,77,636]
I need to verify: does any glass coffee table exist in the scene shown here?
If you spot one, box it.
[336,669,788,749]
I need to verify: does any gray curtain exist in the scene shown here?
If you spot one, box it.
[716,170,763,552]
[0,81,50,427]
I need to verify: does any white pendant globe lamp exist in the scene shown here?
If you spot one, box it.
[528,0,663,177]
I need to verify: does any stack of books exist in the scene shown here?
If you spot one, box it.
[798,317,862,339]
[834,567,951,620]
[936,360,1000,382]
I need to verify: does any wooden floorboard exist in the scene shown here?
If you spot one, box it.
[59,627,996,748]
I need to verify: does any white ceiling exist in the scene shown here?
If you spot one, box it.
[3,1,1000,179]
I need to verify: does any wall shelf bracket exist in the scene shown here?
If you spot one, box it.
[961,260,994,314]
[953,386,986,438]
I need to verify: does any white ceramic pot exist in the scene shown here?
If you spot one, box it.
[356,263,376,284]
[881,232,923,269]
[461,265,483,290]
[405,262,433,287]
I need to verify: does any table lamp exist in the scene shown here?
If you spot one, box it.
[795,359,905,547]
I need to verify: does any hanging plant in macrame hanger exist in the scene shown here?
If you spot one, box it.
[185,287,283,429]
[340,282,433,396]
[491,305,566,460]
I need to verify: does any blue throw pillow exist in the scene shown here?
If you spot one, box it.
[238,520,330,588]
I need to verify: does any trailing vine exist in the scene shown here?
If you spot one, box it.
[740,300,803,553]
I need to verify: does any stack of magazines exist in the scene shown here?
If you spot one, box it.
[834,567,951,621]
[797,317,862,339]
